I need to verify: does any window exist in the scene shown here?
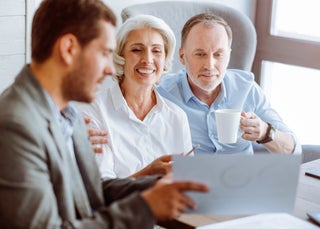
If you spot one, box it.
[253,0,320,144]
[272,0,320,42]
[261,61,320,144]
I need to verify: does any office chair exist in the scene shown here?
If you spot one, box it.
[121,1,257,73]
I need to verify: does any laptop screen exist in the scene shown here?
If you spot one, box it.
[173,154,302,215]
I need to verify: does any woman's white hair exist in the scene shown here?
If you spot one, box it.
[113,14,176,82]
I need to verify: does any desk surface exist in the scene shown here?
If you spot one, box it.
[293,158,320,220]
[162,159,320,228]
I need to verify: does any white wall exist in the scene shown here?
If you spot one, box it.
[0,0,35,93]
[0,0,25,93]
[104,0,256,25]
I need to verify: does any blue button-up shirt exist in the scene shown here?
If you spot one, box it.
[157,68,301,154]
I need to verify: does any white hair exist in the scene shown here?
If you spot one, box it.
[113,14,176,82]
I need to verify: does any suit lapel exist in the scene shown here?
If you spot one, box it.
[73,117,104,210]
[47,119,69,159]
[46,113,92,218]
[47,120,77,219]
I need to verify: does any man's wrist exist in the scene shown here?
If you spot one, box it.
[256,123,275,144]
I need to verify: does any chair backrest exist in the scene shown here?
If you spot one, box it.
[121,1,257,73]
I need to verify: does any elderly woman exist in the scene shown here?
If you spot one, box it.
[79,15,192,179]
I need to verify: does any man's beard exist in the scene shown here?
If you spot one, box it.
[61,63,93,103]
[188,72,221,92]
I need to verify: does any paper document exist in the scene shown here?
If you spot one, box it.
[173,154,301,215]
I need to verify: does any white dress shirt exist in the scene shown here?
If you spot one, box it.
[78,78,192,179]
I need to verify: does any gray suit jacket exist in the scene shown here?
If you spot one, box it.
[0,66,156,228]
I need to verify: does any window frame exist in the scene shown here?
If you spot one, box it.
[252,0,320,84]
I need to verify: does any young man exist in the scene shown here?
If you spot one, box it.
[0,1,208,228]
[158,13,301,154]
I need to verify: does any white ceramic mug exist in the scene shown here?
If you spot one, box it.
[215,109,241,144]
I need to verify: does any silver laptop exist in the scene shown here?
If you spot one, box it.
[173,154,302,215]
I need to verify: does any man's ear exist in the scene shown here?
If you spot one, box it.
[59,34,80,65]
[179,47,185,65]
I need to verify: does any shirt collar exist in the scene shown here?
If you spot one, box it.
[43,90,78,127]
[215,80,226,105]
[61,104,78,127]
[110,80,128,111]
[111,80,164,113]
[180,70,196,103]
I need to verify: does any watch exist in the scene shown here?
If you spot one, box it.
[256,123,275,144]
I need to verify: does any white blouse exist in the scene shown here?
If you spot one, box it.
[78,78,192,179]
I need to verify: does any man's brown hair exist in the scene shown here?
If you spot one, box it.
[31,0,117,62]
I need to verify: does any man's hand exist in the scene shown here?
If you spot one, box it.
[84,117,108,153]
[240,112,295,153]
[240,112,268,141]
[141,178,209,221]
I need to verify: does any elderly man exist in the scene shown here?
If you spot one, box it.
[158,13,301,154]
